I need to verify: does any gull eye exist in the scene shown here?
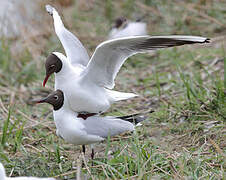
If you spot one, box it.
[50,64,55,69]
[53,95,58,100]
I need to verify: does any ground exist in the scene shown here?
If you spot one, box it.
[0,0,225,179]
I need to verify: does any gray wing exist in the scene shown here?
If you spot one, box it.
[83,116,134,138]
[82,35,209,89]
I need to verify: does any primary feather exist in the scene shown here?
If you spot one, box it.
[83,35,209,89]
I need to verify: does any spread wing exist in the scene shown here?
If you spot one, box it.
[46,5,89,66]
[82,35,209,89]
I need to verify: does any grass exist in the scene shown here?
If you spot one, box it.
[0,0,225,179]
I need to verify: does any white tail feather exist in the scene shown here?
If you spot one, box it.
[107,89,138,102]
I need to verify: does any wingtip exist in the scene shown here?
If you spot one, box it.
[118,109,155,125]
[205,38,210,43]
[136,109,155,122]
[45,4,54,16]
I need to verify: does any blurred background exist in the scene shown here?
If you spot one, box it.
[1,0,225,59]
[0,0,225,179]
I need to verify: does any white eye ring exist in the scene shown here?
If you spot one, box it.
[50,65,55,68]
[54,95,58,100]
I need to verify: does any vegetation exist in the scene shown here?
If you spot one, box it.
[0,0,225,179]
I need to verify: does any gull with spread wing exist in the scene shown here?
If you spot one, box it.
[44,5,209,119]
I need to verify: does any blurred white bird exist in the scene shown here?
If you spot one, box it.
[44,5,209,119]
[34,90,150,159]
[0,162,55,180]
[108,16,147,39]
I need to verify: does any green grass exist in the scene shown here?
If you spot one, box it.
[0,0,225,179]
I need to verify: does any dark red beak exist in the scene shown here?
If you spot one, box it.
[43,74,50,87]
[32,97,48,104]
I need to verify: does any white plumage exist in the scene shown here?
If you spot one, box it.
[53,93,136,145]
[53,35,208,114]
[45,5,89,67]
[45,5,209,114]
[108,21,147,39]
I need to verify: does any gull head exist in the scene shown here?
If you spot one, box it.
[33,89,64,111]
[114,17,127,28]
[43,53,63,87]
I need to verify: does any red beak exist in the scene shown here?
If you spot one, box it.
[43,74,50,87]
[32,97,48,104]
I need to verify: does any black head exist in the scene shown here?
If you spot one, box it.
[34,89,64,111]
[43,53,63,87]
[114,17,127,28]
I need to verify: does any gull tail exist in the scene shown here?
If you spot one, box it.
[117,110,154,126]
[107,89,138,102]
[45,4,56,16]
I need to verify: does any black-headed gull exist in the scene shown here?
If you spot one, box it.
[45,5,138,118]
[33,90,150,159]
[43,36,209,117]
[108,16,147,39]
[0,162,55,180]
[44,5,209,118]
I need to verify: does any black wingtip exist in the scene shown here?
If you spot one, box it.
[45,5,53,16]
[205,38,210,43]
[118,109,155,125]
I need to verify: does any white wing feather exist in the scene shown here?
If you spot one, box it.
[83,35,209,89]
[45,5,89,66]
[83,116,134,138]
[108,22,147,39]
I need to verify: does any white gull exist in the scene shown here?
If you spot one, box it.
[108,16,147,39]
[44,5,209,117]
[34,89,149,158]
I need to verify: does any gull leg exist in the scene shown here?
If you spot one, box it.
[91,148,94,160]
[82,145,86,155]
[90,144,95,166]
[81,145,86,168]
[91,148,95,166]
